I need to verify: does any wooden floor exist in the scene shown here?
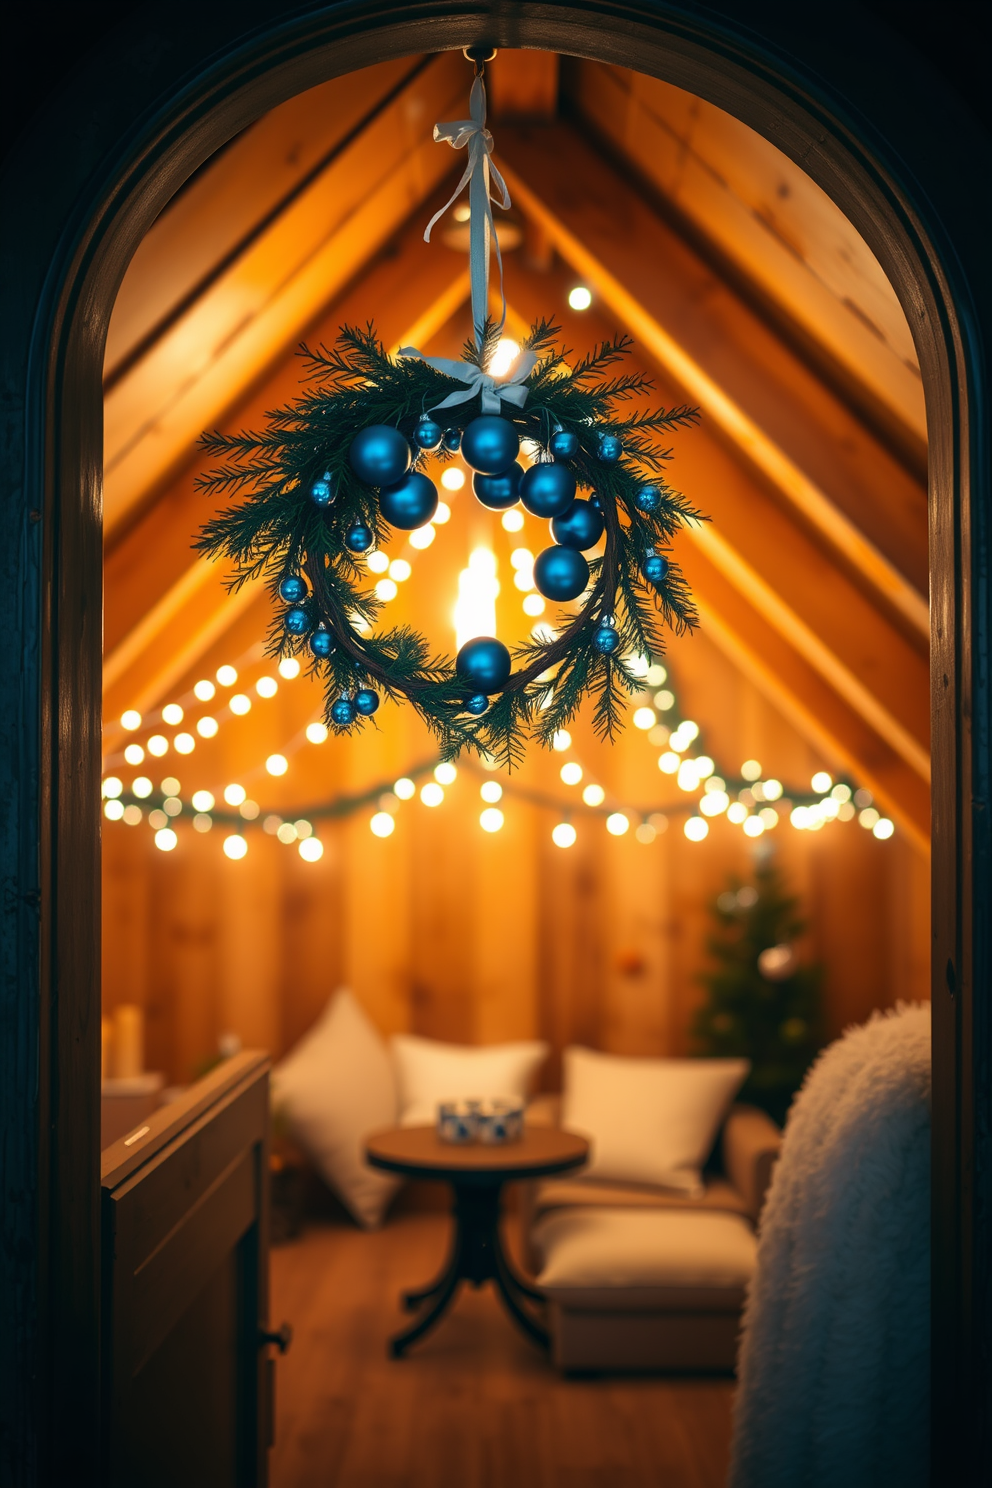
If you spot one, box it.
[270,1207,734,1488]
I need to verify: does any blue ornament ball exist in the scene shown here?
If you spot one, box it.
[379,470,438,529]
[519,461,576,518]
[413,417,444,452]
[643,552,669,585]
[310,471,334,506]
[355,688,380,716]
[597,432,623,463]
[456,636,512,695]
[331,696,356,727]
[460,415,520,476]
[442,427,462,452]
[465,693,489,716]
[593,624,621,656]
[590,493,602,510]
[635,484,661,513]
[473,463,522,511]
[348,425,411,487]
[284,606,309,635]
[551,497,604,551]
[549,429,580,459]
[309,629,334,658]
[278,574,308,603]
[533,545,590,602]
[344,522,374,553]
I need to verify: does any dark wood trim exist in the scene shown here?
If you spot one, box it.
[1,4,988,1483]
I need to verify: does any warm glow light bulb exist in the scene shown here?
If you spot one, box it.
[741,759,762,782]
[278,657,301,680]
[811,770,833,794]
[501,509,524,532]
[154,828,178,851]
[441,467,466,491]
[121,710,142,731]
[606,813,630,836]
[229,693,251,716]
[124,744,145,766]
[147,735,168,757]
[633,707,656,731]
[645,663,667,686]
[196,716,218,738]
[162,704,184,726]
[223,834,247,860]
[306,722,328,744]
[266,754,288,776]
[759,807,779,829]
[677,760,699,792]
[216,665,237,687]
[635,823,656,844]
[394,778,416,800]
[193,680,215,702]
[763,778,783,800]
[552,822,577,848]
[552,730,571,752]
[434,762,457,786]
[376,578,398,602]
[409,524,436,549]
[743,816,765,838]
[390,558,412,582]
[192,791,215,812]
[680,720,700,742]
[522,594,545,616]
[131,776,153,799]
[489,338,520,378]
[123,805,142,826]
[256,676,278,698]
[560,762,583,786]
[727,802,748,824]
[299,837,324,861]
[511,548,534,570]
[104,799,125,821]
[480,780,503,803]
[873,818,895,840]
[582,784,605,807]
[102,776,123,799]
[654,689,675,711]
[568,286,592,311]
[276,822,297,844]
[366,551,389,573]
[684,817,709,842]
[370,812,395,839]
[658,752,679,774]
[224,784,247,806]
[174,733,195,754]
[161,776,180,796]
[435,502,451,524]
[420,782,444,807]
[694,756,714,779]
[700,791,729,817]
[479,808,504,833]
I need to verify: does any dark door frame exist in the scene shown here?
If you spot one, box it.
[0,3,988,1484]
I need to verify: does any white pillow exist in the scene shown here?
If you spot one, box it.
[535,1208,757,1290]
[271,989,399,1228]
[561,1047,750,1195]
[391,1034,549,1126]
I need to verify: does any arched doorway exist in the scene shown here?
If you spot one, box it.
[1,6,987,1484]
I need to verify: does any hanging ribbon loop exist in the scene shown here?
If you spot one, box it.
[398,347,538,416]
[423,74,511,352]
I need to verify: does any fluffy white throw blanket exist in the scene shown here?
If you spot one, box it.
[729,1003,930,1488]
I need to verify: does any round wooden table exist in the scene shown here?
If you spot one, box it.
[365,1124,589,1357]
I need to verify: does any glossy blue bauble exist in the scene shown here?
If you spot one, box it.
[635,484,661,513]
[310,472,334,506]
[284,606,309,635]
[593,624,621,656]
[460,415,520,476]
[551,497,604,551]
[549,429,580,460]
[413,418,444,452]
[473,463,522,511]
[456,636,512,694]
[344,522,374,553]
[590,494,602,510]
[278,575,308,603]
[519,461,576,518]
[348,425,411,487]
[309,629,334,658]
[331,696,356,727]
[442,427,462,452]
[534,545,590,602]
[465,693,489,716]
[355,688,380,716]
[379,470,438,529]
[597,433,623,463]
[643,553,669,585]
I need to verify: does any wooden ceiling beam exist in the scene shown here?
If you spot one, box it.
[103,51,469,540]
[504,264,930,782]
[103,216,471,718]
[496,123,929,633]
[486,50,560,122]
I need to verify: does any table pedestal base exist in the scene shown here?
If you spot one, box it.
[390,1180,547,1357]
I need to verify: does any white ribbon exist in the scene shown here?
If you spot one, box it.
[397,346,538,415]
[424,74,511,350]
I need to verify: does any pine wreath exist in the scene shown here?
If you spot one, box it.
[196,317,703,767]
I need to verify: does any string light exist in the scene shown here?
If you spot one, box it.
[306,723,328,744]
[194,680,216,701]
[480,808,504,833]
[394,778,416,799]
[684,817,709,841]
[441,467,465,491]
[552,730,571,752]
[192,790,215,811]
[216,665,237,687]
[435,502,451,524]
[633,707,656,730]
[582,784,605,807]
[256,677,278,698]
[501,509,524,532]
[606,813,629,836]
[480,781,502,803]
[196,717,218,738]
[552,822,577,847]
[224,784,247,806]
[560,762,583,786]
[568,286,592,310]
[121,710,141,730]
[370,812,395,838]
[174,732,195,754]
[409,524,435,549]
[278,658,301,679]
[223,834,247,859]
[421,783,444,807]
[299,837,324,861]
[265,754,288,776]
[434,762,457,786]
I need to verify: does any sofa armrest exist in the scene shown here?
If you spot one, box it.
[722,1104,781,1223]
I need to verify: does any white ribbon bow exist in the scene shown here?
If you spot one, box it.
[397,346,538,415]
[424,74,511,349]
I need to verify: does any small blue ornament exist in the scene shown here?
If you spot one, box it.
[348,424,411,487]
[643,552,669,585]
[310,471,334,506]
[331,696,356,727]
[442,427,462,452]
[355,688,380,716]
[473,463,522,511]
[284,606,309,635]
[593,624,621,656]
[520,461,576,518]
[549,429,579,459]
[413,417,444,452]
[597,432,623,463]
[534,545,590,602]
[590,494,602,510]
[551,497,604,551]
[635,484,661,513]
[379,470,438,529]
[456,636,512,694]
[278,574,308,603]
[309,628,334,658]
[465,693,489,716]
[344,522,374,553]
[460,415,520,476]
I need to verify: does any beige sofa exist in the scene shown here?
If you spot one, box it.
[524,1098,781,1372]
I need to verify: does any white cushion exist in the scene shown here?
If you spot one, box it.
[561,1046,749,1194]
[391,1034,549,1126]
[271,989,399,1229]
[535,1208,757,1290]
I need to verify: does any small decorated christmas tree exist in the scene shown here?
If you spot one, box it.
[692,861,823,1125]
